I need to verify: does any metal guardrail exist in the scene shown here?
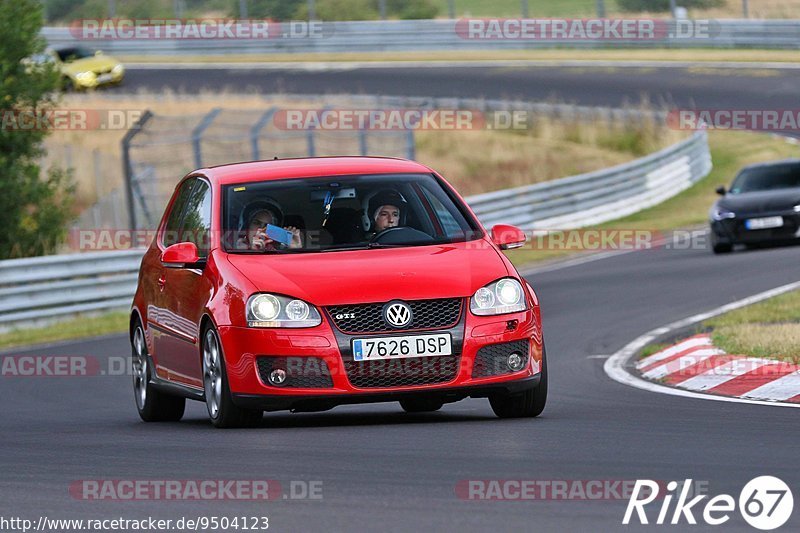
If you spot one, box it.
[0,250,143,333]
[1,122,711,332]
[42,19,800,53]
[470,130,711,230]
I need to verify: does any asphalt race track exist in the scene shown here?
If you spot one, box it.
[123,64,800,110]
[2,64,798,532]
[2,243,798,532]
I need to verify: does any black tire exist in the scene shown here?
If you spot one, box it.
[202,325,263,429]
[400,398,444,413]
[489,347,548,419]
[131,321,185,422]
[712,243,733,254]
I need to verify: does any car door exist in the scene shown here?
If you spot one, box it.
[158,179,214,389]
[148,178,196,383]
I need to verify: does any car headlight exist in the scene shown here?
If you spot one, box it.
[794,205,800,213]
[75,71,95,81]
[470,278,527,316]
[247,294,321,328]
[711,207,736,221]
[112,64,124,75]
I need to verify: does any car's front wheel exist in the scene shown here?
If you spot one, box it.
[202,326,263,429]
[489,347,548,419]
[132,321,185,422]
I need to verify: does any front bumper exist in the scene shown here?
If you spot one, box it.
[72,70,124,89]
[233,374,541,412]
[217,306,543,411]
[711,212,800,246]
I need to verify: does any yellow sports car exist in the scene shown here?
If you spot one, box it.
[52,46,125,90]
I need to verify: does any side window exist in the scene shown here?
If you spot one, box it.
[179,181,212,258]
[162,180,196,248]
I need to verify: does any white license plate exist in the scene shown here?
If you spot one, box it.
[352,334,452,361]
[97,73,113,83]
[745,216,784,230]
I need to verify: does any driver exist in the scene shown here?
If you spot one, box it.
[236,199,303,250]
[365,189,407,239]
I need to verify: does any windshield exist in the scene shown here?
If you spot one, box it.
[223,173,481,253]
[730,164,800,194]
[55,47,94,62]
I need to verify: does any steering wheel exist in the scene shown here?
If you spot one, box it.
[370,226,434,245]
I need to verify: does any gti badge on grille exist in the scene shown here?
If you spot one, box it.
[383,301,413,328]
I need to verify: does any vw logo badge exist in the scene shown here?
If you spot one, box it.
[383,301,413,328]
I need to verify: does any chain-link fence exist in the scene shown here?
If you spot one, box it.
[120,106,414,230]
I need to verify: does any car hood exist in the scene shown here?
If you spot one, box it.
[225,239,510,307]
[718,188,800,214]
[62,56,120,74]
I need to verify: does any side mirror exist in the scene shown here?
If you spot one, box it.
[715,186,726,196]
[491,224,527,250]
[95,50,104,56]
[161,242,204,268]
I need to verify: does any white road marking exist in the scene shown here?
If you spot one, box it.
[636,336,712,369]
[675,358,771,391]
[744,371,800,401]
[125,60,800,71]
[640,348,723,380]
[603,280,800,409]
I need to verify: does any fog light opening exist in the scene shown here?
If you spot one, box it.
[268,368,288,386]
[506,352,525,372]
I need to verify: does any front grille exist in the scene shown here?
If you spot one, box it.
[343,355,460,388]
[256,356,333,388]
[327,298,462,334]
[472,340,530,378]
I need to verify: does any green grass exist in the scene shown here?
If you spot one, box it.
[0,312,129,351]
[702,290,800,363]
[639,343,670,359]
[505,130,800,266]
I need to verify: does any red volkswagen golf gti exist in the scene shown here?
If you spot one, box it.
[130,157,547,428]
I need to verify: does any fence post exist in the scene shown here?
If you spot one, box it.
[405,129,415,160]
[250,107,277,160]
[521,0,528,18]
[121,110,153,231]
[447,0,455,18]
[359,129,368,155]
[596,0,605,18]
[307,129,316,157]
[192,108,222,169]
[742,0,749,18]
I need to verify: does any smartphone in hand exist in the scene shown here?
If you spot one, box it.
[266,224,293,246]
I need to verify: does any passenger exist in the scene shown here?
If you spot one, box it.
[236,200,302,250]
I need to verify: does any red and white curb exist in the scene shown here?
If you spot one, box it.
[604,280,800,409]
[636,334,800,404]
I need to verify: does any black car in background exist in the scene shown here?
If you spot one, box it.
[710,160,800,254]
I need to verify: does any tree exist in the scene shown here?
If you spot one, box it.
[0,0,76,259]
